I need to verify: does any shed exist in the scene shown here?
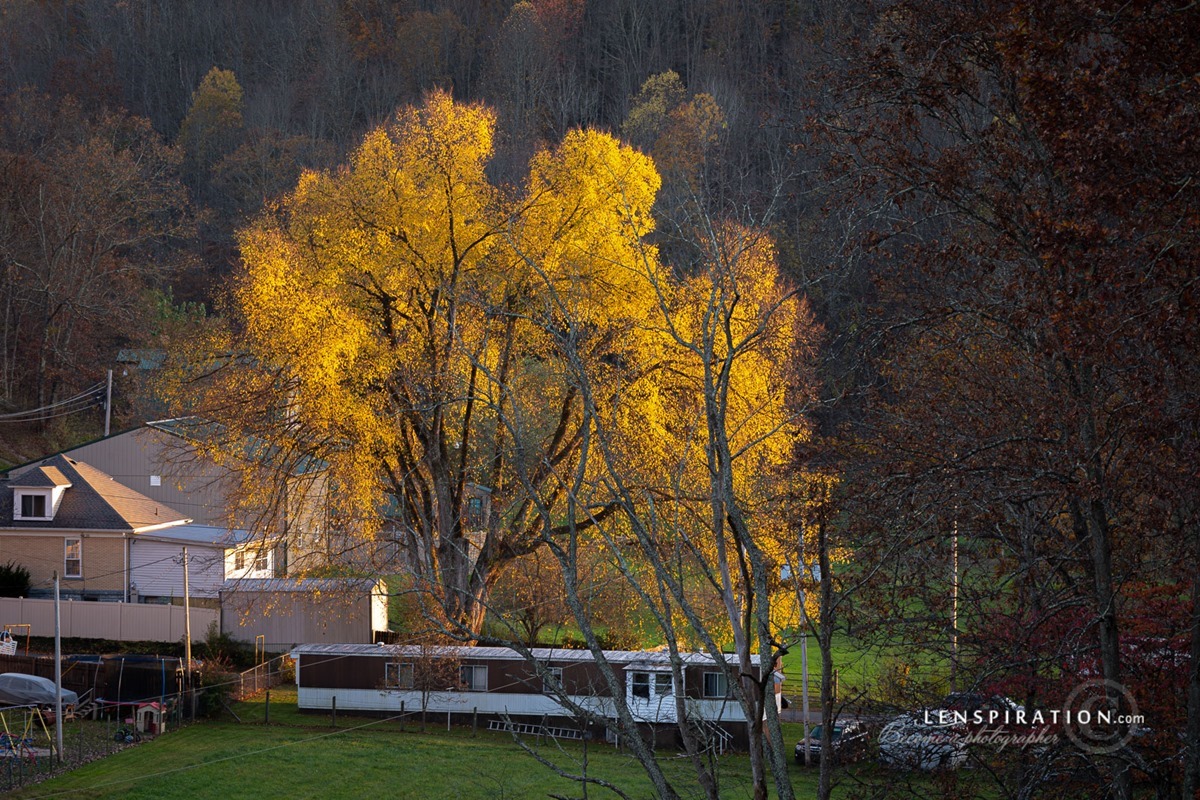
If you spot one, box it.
[219,578,389,650]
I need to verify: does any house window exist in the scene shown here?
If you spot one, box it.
[542,666,563,694]
[465,496,484,528]
[19,493,48,519]
[656,673,673,696]
[64,538,82,578]
[703,671,730,699]
[459,664,487,692]
[631,672,650,699]
[234,551,245,570]
[386,662,414,689]
[254,550,269,571]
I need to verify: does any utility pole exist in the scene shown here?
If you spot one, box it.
[182,547,192,693]
[950,517,959,694]
[801,632,811,766]
[104,369,112,437]
[53,571,63,761]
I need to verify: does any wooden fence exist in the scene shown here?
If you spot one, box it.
[0,597,218,643]
[0,652,102,699]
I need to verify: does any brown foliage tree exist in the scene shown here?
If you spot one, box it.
[829,1,1199,796]
[0,91,193,415]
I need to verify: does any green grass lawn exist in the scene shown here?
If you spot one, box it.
[11,689,873,800]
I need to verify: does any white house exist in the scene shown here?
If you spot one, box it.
[129,523,274,606]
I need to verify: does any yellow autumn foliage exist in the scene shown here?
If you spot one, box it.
[176,90,821,639]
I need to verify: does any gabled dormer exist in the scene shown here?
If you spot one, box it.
[11,465,72,522]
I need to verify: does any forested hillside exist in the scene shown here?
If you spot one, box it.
[0,0,848,449]
[1,2,1196,798]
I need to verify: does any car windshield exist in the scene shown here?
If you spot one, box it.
[808,726,844,740]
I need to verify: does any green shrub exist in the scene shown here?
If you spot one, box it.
[194,660,236,718]
[195,620,254,669]
[0,561,31,597]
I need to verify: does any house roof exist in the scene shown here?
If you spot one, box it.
[290,643,760,667]
[116,348,166,370]
[0,454,190,532]
[220,578,382,594]
[132,523,253,547]
[11,465,72,489]
[5,418,327,487]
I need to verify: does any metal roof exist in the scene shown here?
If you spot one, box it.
[133,523,252,547]
[290,643,758,667]
[220,578,381,593]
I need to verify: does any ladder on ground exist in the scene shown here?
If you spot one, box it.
[488,719,584,740]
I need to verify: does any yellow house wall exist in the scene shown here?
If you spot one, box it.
[0,533,126,592]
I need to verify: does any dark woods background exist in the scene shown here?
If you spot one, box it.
[0,2,1195,797]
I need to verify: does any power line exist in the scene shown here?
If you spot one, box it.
[0,381,106,423]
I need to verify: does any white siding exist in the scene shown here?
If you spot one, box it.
[626,667,680,723]
[130,540,225,599]
[294,686,748,724]
[296,685,616,720]
[223,547,273,580]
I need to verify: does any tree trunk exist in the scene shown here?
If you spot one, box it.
[817,509,835,800]
[1185,518,1200,797]
[1075,363,1130,800]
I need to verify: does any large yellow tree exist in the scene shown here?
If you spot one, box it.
[184,90,662,633]
[174,90,817,800]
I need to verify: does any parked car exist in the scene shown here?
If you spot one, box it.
[795,719,869,764]
[0,673,79,719]
[931,695,1027,734]
[878,711,967,770]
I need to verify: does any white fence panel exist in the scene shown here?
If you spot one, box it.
[0,597,216,642]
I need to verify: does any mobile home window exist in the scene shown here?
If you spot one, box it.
[64,538,82,578]
[460,664,487,692]
[542,666,563,694]
[631,672,650,699]
[234,550,245,570]
[386,662,414,689]
[254,550,269,571]
[702,671,729,698]
[655,673,673,696]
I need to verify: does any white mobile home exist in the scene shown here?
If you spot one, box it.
[290,644,782,750]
